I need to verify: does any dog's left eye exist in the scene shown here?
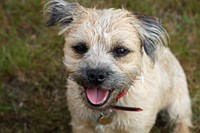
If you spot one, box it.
[112,47,130,57]
[72,43,88,55]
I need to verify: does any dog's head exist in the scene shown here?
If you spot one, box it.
[43,0,169,110]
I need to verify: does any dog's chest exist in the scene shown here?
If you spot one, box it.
[92,111,132,133]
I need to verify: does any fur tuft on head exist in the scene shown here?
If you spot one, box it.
[43,0,83,34]
[135,14,169,62]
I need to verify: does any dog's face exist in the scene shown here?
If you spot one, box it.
[44,0,168,110]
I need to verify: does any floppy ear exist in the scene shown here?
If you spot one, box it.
[135,14,169,62]
[43,0,82,34]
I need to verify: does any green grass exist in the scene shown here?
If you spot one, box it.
[0,0,200,132]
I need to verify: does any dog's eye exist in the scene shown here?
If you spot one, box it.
[72,43,88,55]
[112,47,130,57]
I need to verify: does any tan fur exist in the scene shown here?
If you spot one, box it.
[44,1,192,133]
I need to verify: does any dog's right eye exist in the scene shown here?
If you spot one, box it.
[72,43,88,55]
[112,47,130,57]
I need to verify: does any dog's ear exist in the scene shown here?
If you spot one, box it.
[43,0,82,34]
[135,14,169,63]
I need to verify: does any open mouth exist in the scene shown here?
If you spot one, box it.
[85,88,111,107]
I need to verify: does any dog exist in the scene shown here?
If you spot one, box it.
[43,0,192,132]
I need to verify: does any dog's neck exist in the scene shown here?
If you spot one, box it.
[111,90,143,112]
[96,89,143,125]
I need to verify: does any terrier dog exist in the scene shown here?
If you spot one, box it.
[43,0,192,132]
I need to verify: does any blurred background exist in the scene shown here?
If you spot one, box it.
[0,0,199,132]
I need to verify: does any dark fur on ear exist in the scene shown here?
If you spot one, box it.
[135,14,169,62]
[43,0,79,27]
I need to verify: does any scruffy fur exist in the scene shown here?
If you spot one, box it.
[43,0,192,133]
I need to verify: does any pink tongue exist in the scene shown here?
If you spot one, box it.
[86,88,109,105]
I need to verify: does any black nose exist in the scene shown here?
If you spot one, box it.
[87,69,107,85]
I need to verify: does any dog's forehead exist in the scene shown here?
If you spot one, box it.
[66,8,140,49]
[86,9,136,36]
[94,9,131,28]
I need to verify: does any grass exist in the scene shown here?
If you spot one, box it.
[0,0,199,132]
